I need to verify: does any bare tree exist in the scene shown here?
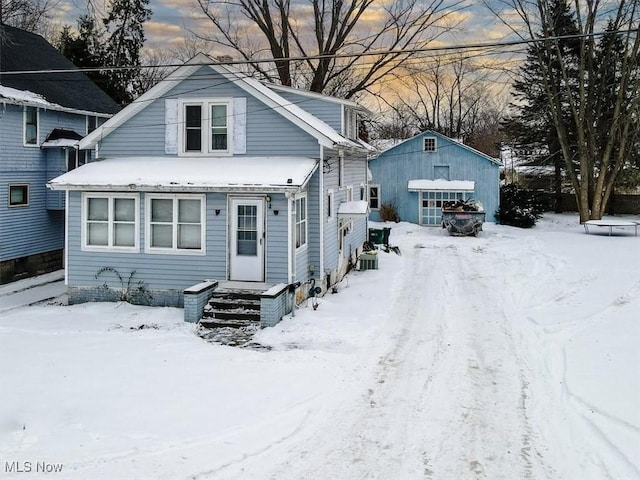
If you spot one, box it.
[487,0,639,222]
[0,0,59,36]
[191,0,466,98]
[371,54,507,156]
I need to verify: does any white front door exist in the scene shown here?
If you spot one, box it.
[229,197,265,281]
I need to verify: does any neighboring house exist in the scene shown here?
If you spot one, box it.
[0,24,120,284]
[48,54,373,307]
[368,131,500,225]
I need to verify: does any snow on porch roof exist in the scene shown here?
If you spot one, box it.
[48,156,318,192]
[408,179,475,192]
[337,200,369,219]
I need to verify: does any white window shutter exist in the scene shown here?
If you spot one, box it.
[233,97,247,154]
[165,99,178,154]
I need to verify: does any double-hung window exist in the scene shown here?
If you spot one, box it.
[295,196,307,249]
[24,106,38,146]
[147,194,205,254]
[369,185,380,209]
[83,193,139,251]
[181,100,231,155]
[67,149,87,171]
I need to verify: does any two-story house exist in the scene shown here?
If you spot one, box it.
[48,54,373,309]
[0,24,120,284]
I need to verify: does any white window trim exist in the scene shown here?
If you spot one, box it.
[423,136,437,152]
[145,193,206,255]
[23,106,39,147]
[178,98,233,157]
[81,193,140,252]
[327,189,334,222]
[295,194,308,251]
[338,152,344,188]
[346,185,354,229]
[8,184,29,207]
[369,184,380,210]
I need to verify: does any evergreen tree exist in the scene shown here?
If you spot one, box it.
[102,0,152,105]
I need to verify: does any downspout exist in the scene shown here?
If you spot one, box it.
[65,189,69,286]
[286,192,294,284]
[319,145,324,284]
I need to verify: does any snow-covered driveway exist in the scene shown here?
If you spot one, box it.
[1,214,638,479]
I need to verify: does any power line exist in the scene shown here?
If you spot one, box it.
[2,29,636,76]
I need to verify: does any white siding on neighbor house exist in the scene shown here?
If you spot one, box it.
[98,66,321,159]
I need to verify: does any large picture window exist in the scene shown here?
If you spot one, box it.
[83,194,139,251]
[146,194,205,254]
[295,196,307,249]
[180,100,231,155]
[24,106,38,146]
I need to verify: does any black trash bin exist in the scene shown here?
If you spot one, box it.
[382,227,391,246]
[368,228,384,244]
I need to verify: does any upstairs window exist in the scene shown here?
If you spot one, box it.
[180,100,231,155]
[344,108,359,140]
[423,137,437,152]
[87,115,97,134]
[67,149,87,171]
[24,107,38,146]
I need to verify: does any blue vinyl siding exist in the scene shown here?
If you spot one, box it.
[0,171,64,261]
[265,194,289,283]
[368,132,500,224]
[0,106,89,262]
[99,66,320,158]
[269,90,343,132]
[66,191,290,290]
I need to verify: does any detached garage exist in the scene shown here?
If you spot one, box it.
[368,131,500,225]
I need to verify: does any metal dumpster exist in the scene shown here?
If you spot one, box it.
[441,211,486,236]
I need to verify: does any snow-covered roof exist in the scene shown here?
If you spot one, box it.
[41,138,79,148]
[337,200,369,219]
[0,25,120,115]
[80,54,366,152]
[47,156,318,192]
[408,180,476,191]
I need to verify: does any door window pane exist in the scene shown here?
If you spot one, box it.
[237,205,257,256]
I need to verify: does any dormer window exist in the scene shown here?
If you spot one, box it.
[180,99,232,155]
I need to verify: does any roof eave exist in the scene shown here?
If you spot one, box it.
[47,183,308,193]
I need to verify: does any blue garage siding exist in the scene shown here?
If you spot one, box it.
[368,132,500,224]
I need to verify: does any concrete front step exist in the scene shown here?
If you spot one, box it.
[208,297,260,311]
[199,317,259,329]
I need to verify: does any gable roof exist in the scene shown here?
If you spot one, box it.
[79,53,364,151]
[0,24,120,115]
[373,130,501,165]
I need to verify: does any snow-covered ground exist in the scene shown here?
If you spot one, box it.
[1,214,639,479]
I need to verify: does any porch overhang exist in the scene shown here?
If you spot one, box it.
[337,200,369,219]
[47,156,319,193]
[408,179,475,192]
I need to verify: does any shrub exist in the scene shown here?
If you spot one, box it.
[95,267,153,305]
[496,184,546,228]
[379,202,400,222]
